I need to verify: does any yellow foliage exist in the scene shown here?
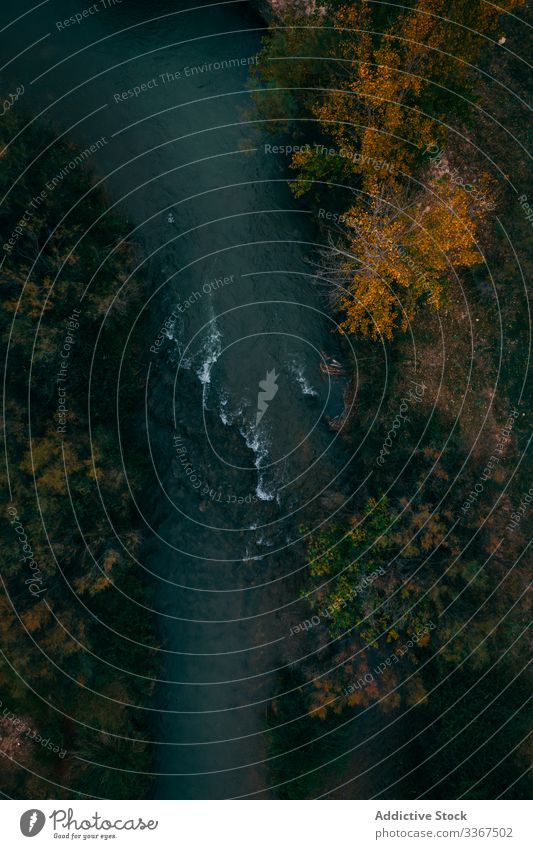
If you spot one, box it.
[337,177,487,339]
[20,437,92,493]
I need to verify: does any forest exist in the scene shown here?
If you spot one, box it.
[252,0,532,799]
[0,110,155,798]
[0,0,530,803]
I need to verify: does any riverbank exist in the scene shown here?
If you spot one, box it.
[0,109,155,799]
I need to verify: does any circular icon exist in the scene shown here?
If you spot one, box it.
[20,810,46,837]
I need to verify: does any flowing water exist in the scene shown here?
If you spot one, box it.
[1,0,382,799]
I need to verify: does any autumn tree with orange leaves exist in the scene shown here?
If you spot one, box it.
[331,174,490,339]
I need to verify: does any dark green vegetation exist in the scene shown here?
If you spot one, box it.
[0,111,155,798]
[254,1,532,798]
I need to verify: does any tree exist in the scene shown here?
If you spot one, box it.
[287,0,525,195]
[331,173,489,339]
